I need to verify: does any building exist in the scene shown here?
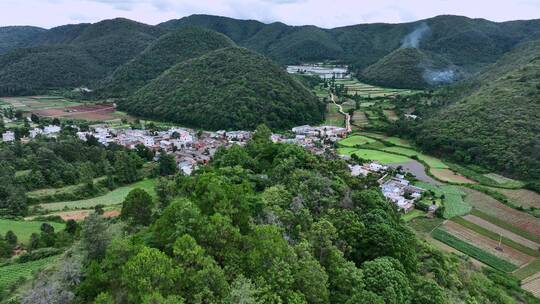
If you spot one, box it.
[381,177,425,213]
[44,125,61,134]
[2,131,15,142]
[30,128,43,138]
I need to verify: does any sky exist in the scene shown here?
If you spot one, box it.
[1,0,539,29]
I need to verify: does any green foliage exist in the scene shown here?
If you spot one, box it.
[156,152,177,177]
[431,228,518,272]
[0,255,59,290]
[120,188,155,226]
[121,47,325,130]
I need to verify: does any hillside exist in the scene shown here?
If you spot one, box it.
[0,26,45,55]
[360,48,458,89]
[119,47,325,130]
[98,27,234,97]
[0,19,165,96]
[413,39,540,179]
[163,14,540,88]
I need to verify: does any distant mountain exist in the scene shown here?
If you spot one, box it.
[119,47,325,130]
[413,39,540,179]
[98,27,234,97]
[0,18,165,96]
[0,26,45,55]
[162,14,540,88]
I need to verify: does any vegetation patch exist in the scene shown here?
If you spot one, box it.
[0,255,59,290]
[338,135,376,147]
[430,168,476,184]
[416,183,471,218]
[470,209,540,245]
[432,228,518,272]
[381,146,448,169]
[39,178,157,211]
[401,209,425,222]
[514,259,540,280]
[340,148,411,164]
[0,219,65,243]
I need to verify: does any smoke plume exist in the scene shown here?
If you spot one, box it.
[423,69,457,85]
[401,22,430,49]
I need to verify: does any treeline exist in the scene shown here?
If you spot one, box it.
[16,126,539,303]
[0,136,149,216]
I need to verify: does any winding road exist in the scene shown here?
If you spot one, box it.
[330,93,352,133]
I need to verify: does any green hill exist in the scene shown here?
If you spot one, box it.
[413,39,540,179]
[119,47,325,130]
[0,26,45,55]
[98,27,234,97]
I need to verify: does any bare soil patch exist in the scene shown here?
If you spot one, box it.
[444,221,535,266]
[463,188,540,236]
[431,168,476,184]
[493,188,540,209]
[32,103,123,121]
[463,214,540,250]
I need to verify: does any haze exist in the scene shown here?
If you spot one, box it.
[1,0,539,28]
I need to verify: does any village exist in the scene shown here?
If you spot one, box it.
[1,122,428,214]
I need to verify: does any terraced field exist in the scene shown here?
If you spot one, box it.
[338,135,376,147]
[380,146,448,169]
[487,188,540,209]
[383,109,398,121]
[338,148,411,164]
[431,168,476,184]
[0,256,59,289]
[324,103,344,127]
[0,219,65,243]
[335,79,417,97]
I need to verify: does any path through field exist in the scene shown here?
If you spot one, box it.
[330,93,352,133]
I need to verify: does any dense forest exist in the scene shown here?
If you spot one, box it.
[8,126,538,303]
[98,27,235,98]
[120,47,325,130]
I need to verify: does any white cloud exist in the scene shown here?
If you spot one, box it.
[0,0,539,28]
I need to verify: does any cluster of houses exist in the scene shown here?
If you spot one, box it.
[1,125,63,143]
[269,125,348,155]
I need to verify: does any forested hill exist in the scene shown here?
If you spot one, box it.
[119,47,325,130]
[97,27,235,98]
[162,14,540,88]
[0,26,45,54]
[19,128,539,303]
[0,18,165,96]
[410,39,540,180]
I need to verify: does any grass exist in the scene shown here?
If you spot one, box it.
[432,228,518,272]
[338,135,376,147]
[447,163,525,189]
[323,103,344,127]
[407,217,444,234]
[450,217,540,257]
[513,259,540,280]
[471,209,540,244]
[380,146,448,169]
[416,183,471,219]
[337,148,411,164]
[0,255,59,289]
[27,176,106,200]
[483,173,526,188]
[40,178,157,211]
[402,209,425,222]
[0,220,65,244]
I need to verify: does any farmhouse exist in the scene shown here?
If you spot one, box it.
[2,131,15,142]
[381,177,425,213]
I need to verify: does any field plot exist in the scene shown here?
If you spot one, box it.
[487,188,540,209]
[27,176,106,202]
[0,255,59,289]
[463,188,540,236]
[431,168,476,184]
[443,221,535,266]
[351,111,369,127]
[462,214,540,251]
[383,109,399,121]
[324,103,344,127]
[0,219,65,243]
[0,96,81,111]
[335,79,417,98]
[483,173,526,188]
[338,135,376,147]
[338,148,411,164]
[416,183,470,218]
[432,228,518,272]
[39,178,157,211]
[381,146,448,169]
[31,103,125,121]
[522,272,540,298]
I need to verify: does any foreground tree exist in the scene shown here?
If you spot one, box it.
[121,188,155,226]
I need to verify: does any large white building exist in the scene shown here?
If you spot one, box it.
[2,131,15,142]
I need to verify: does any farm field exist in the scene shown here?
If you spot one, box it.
[27,208,120,221]
[431,168,476,184]
[338,135,376,147]
[337,148,411,164]
[351,111,369,127]
[0,255,59,290]
[39,178,157,211]
[383,109,398,121]
[483,173,526,188]
[463,188,540,236]
[442,220,535,266]
[401,209,425,222]
[335,78,417,97]
[515,260,540,280]
[323,103,344,127]
[462,214,540,250]
[0,96,81,111]
[486,188,540,209]
[27,176,106,201]
[380,146,448,169]
[0,219,65,243]
[432,228,518,272]
[31,103,124,121]
[522,272,540,298]
[416,183,471,218]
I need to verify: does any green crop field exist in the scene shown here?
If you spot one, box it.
[0,96,81,111]
[513,259,540,280]
[381,146,448,169]
[324,103,344,127]
[40,178,157,211]
[0,256,59,289]
[432,228,518,272]
[0,220,65,243]
[416,183,471,218]
[338,135,376,147]
[338,148,411,164]
[401,209,425,222]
